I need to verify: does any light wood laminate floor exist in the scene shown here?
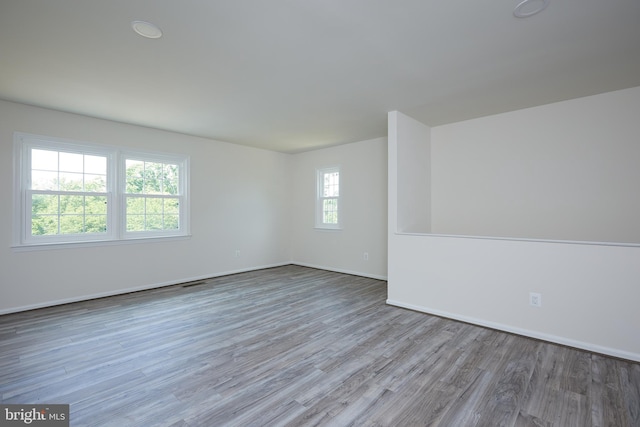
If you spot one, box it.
[1,265,638,426]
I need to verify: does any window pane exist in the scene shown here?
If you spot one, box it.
[164,164,179,195]
[165,198,179,214]
[146,215,163,230]
[125,195,180,232]
[126,215,145,232]
[32,194,59,215]
[30,194,108,236]
[164,215,179,230]
[60,195,84,214]
[323,198,338,224]
[86,196,107,214]
[127,197,144,214]
[144,162,164,194]
[59,172,83,191]
[126,160,145,194]
[32,215,58,236]
[85,155,107,175]
[60,215,84,234]
[31,149,58,171]
[84,174,106,192]
[59,152,83,173]
[85,215,107,233]
[146,198,163,215]
[323,172,339,197]
[126,158,181,199]
[32,170,58,190]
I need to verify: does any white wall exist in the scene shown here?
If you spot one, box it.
[290,137,388,279]
[0,100,291,314]
[388,87,640,362]
[388,234,640,361]
[389,111,431,233]
[431,86,640,243]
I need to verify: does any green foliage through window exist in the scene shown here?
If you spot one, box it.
[125,159,181,232]
[316,167,340,228]
[30,148,108,236]
[17,133,188,245]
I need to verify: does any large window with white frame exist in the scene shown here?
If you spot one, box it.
[14,133,189,247]
[315,166,341,229]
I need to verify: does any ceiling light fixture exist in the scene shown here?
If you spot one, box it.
[131,20,163,39]
[513,0,549,18]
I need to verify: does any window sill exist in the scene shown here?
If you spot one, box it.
[314,227,343,231]
[11,234,192,252]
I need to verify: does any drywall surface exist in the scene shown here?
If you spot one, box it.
[390,111,431,233]
[0,100,291,313]
[431,86,640,243]
[290,137,388,279]
[388,89,640,361]
[387,233,640,361]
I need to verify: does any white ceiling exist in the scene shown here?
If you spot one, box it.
[1,0,639,153]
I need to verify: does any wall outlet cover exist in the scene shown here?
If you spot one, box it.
[530,292,542,307]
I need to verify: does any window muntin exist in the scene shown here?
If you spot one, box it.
[316,167,341,229]
[15,133,189,247]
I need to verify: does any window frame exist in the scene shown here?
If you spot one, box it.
[13,132,190,249]
[315,166,341,230]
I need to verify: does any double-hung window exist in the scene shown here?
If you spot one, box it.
[124,157,182,234]
[315,166,341,229]
[14,133,189,247]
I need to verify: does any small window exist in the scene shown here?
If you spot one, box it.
[124,158,182,234]
[14,133,189,247]
[316,167,341,229]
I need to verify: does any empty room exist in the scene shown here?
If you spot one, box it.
[1,1,639,426]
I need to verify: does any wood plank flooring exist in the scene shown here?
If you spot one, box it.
[1,265,638,426]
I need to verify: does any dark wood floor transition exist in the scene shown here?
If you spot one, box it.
[1,265,638,426]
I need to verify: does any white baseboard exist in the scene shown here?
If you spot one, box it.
[0,262,290,315]
[292,262,387,281]
[386,299,640,363]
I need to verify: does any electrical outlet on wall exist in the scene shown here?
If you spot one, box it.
[529,292,542,307]
[363,252,369,261]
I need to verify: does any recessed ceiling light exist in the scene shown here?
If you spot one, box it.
[514,0,549,18]
[131,20,163,39]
